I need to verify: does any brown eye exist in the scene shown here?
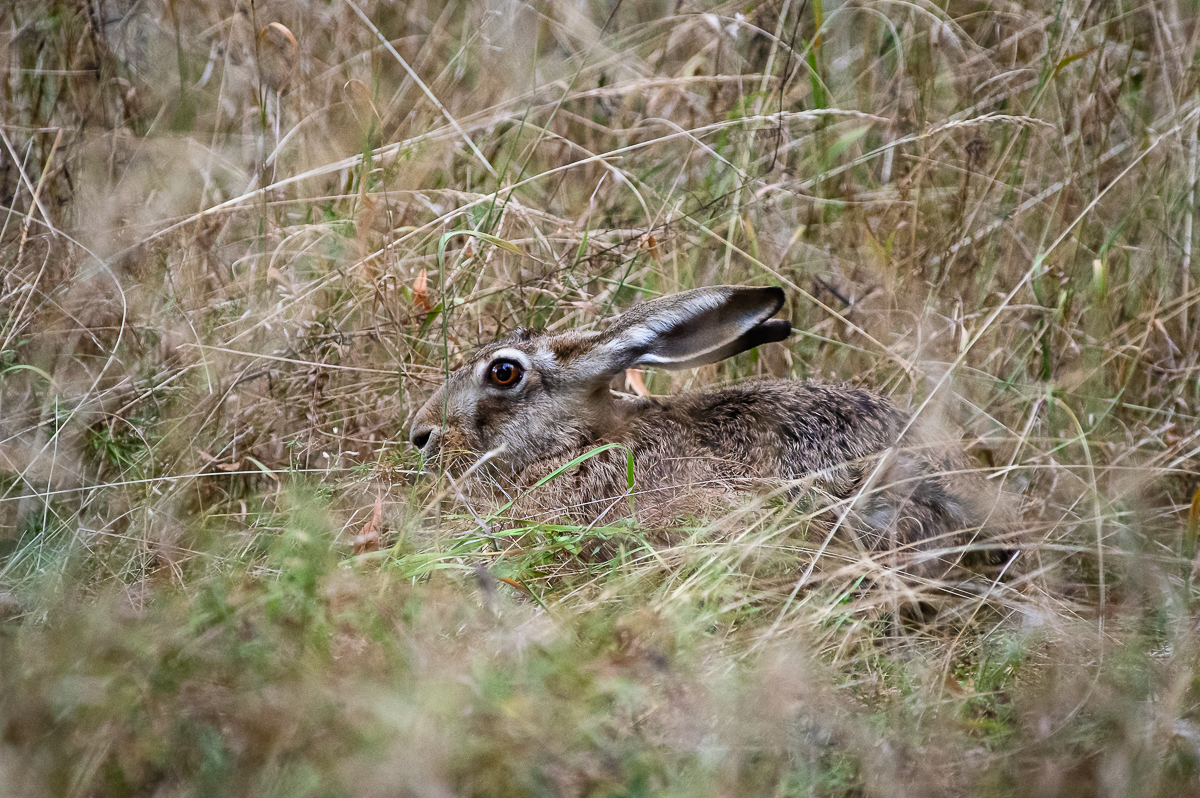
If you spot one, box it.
[488,359,523,388]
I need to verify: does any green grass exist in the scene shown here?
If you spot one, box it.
[2,0,1200,795]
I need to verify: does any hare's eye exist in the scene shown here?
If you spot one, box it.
[488,359,523,388]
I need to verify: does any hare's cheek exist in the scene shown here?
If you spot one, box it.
[471,396,520,444]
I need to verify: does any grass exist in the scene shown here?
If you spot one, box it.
[2,0,1200,795]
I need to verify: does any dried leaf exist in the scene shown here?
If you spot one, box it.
[942,673,968,696]
[353,491,383,556]
[412,269,432,313]
[257,22,298,92]
[625,368,650,397]
[356,181,377,265]
[496,576,533,597]
[461,236,478,260]
[643,233,663,264]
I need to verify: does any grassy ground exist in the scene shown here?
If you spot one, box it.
[2,0,1200,795]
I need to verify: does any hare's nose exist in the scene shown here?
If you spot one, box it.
[410,424,435,452]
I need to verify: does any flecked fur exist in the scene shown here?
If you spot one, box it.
[410,287,1009,569]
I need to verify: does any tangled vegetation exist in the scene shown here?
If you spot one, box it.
[2,0,1199,795]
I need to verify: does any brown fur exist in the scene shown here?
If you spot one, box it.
[410,287,1010,571]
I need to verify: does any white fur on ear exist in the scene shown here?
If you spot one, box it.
[608,286,790,371]
[618,327,658,351]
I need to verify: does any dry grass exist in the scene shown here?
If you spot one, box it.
[2,0,1200,795]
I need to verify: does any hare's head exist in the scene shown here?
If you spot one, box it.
[409,286,791,475]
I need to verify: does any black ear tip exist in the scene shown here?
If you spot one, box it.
[760,318,792,343]
[749,285,786,314]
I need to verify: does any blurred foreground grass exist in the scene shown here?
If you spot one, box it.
[2,0,1200,795]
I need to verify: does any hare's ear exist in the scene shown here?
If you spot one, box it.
[592,286,791,374]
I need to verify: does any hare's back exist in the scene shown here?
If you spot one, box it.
[649,380,903,479]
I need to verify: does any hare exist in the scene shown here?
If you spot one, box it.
[410,286,1005,566]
